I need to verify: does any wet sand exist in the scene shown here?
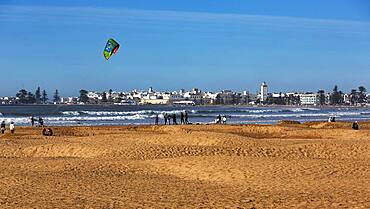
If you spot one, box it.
[1,122,370,208]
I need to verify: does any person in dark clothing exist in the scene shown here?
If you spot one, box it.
[155,114,159,125]
[185,111,189,124]
[352,121,359,130]
[39,117,44,127]
[30,116,35,127]
[173,114,177,125]
[180,112,184,124]
[1,121,5,134]
[168,114,172,125]
[164,114,168,125]
[217,115,222,124]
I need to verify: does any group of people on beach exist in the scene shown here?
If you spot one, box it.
[155,111,189,125]
[215,115,227,124]
[0,116,45,135]
[1,120,15,134]
[328,116,360,130]
[153,112,230,125]
[0,113,363,135]
[328,116,336,123]
[30,116,44,127]
[0,117,52,136]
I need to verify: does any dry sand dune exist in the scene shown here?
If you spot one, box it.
[1,122,370,208]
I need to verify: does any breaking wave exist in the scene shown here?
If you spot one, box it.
[0,106,369,126]
[60,110,196,116]
[196,107,320,114]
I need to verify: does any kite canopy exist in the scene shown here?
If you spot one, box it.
[104,38,120,60]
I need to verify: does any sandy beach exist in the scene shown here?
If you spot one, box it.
[1,122,370,208]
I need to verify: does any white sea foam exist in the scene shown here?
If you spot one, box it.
[61,111,81,116]
[197,108,320,114]
[228,111,368,118]
[61,109,193,116]
[47,114,148,121]
[290,108,305,112]
[0,117,30,124]
[2,107,370,126]
[59,108,320,117]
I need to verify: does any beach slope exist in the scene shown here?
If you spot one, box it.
[1,123,370,208]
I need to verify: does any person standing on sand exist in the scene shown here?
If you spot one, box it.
[155,114,159,125]
[180,112,184,124]
[185,111,189,124]
[9,122,15,134]
[173,114,177,125]
[167,114,171,125]
[216,115,222,124]
[164,114,168,125]
[30,116,35,127]
[1,120,5,134]
[39,117,44,127]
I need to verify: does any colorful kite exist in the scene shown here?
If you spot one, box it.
[103,38,120,60]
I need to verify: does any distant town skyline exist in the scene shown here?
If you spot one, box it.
[0,0,369,96]
[1,82,369,107]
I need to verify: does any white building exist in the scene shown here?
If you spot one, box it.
[272,93,285,98]
[260,82,268,102]
[343,93,350,104]
[87,91,100,99]
[184,92,203,104]
[300,93,318,105]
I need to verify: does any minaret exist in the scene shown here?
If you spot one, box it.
[260,82,268,102]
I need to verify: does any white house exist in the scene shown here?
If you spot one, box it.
[299,93,318,105]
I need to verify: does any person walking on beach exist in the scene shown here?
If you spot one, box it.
[173,114,177,125]
[155,114,159,125]
[9,122,15,134]
[39,117,44,127]
[30,116,35,127]
[185,111,189,124]
[1,120,5,134]
[180,112,184,124]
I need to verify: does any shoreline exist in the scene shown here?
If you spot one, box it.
[5,120,369,129]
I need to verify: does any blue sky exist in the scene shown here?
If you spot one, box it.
[0,0,369,96]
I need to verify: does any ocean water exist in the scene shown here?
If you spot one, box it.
[0,105,369,126]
